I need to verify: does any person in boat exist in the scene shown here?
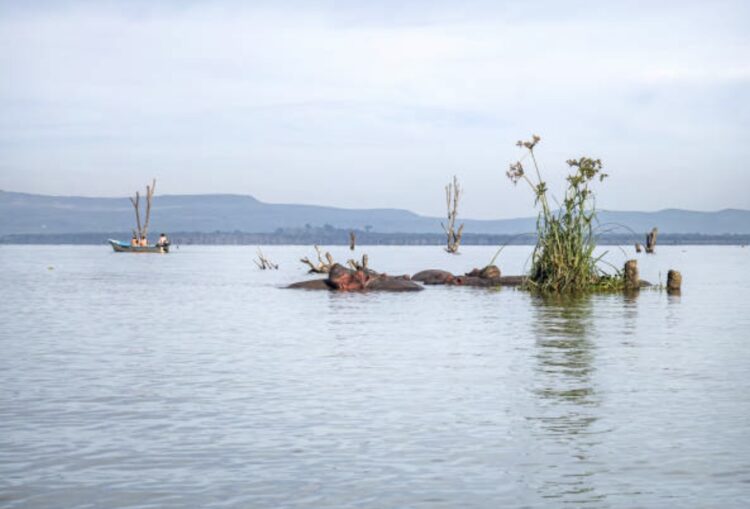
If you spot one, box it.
[130,234,138,247]
[157,233,169,247]
[139,235,148,247]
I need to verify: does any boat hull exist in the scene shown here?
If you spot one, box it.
[109,239,169,253]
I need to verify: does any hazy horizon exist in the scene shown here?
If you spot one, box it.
[1,0,749,219]
[2,188,749,220]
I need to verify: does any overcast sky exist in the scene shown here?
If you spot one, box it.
[1,0,748,218]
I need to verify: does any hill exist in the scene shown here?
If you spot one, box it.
[1,190,749,236]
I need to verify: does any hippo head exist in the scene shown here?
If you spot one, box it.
[479,265,501,279]
[328,264,370,291]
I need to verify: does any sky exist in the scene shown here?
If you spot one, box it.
[0,0,748,219]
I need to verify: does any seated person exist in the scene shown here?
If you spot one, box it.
[139,235,148,247]
[130,235,138,246]
[157,233,169,246]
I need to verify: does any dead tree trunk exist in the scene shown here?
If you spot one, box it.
[129,179,157,240]
[349,231,356,251]
[645,227,658,254]
[142,179,156,240]
[129,192,142,238]
[442,175,464,254]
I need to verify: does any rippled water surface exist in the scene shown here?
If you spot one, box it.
[1,245,749,508]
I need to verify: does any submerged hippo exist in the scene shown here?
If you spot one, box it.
[288,264,423,292]
[456,265,504,286]
[411,265,526,288]
[454,275,526,287]
[412,265,505,286]
[464,265,501,279]
[287,279,330,290]
[411,269,456,285]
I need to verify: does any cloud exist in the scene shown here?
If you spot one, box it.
[0,0,748,217]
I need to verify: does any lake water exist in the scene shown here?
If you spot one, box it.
[1,245,749,508]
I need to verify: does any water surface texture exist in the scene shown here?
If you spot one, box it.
[1,245,749,508]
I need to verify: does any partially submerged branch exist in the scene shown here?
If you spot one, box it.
[347,254,368,272]
[255,247,278,270]
[300,245,335,273]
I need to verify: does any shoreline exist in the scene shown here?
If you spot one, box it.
[1,232,748,247]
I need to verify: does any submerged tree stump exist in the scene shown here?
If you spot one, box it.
[667,270,682,294]
[645,227,658,254]
[624,259,640,290]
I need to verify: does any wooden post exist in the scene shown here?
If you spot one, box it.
[349,231,356,251]
[635,243,642,253]
[645,227,658,254]
[624,259,639,289]
[667,270,682,294]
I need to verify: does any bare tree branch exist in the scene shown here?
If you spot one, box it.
[255,247,278,270]
[142,179,156,239]
[129,192,142,238]
[443,175,464,253]
[347,254,369,271]
[300,245,336,273]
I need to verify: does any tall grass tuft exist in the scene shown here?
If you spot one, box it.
[507,135,624,293]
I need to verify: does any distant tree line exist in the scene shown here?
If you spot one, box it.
[1,226,748,246]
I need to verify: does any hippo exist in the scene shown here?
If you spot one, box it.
[411,269,456,285]
[455,276,500,287]
[288,264,423,292]
[410,264,526,288]
[456,265,504,286]
[287,279,330,290]
[365,278,424,292]
[464,265,501,279]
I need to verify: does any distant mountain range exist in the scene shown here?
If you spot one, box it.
[2,190,749,236]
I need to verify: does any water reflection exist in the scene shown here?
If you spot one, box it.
[529,294,605,506]
[622,291,640,342]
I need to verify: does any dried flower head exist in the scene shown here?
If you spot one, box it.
[507,161,525,185]
[516,134,541,151]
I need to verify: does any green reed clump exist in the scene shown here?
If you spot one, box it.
[507,135,624,293]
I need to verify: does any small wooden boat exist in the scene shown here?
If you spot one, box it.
[109,239,169,253]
